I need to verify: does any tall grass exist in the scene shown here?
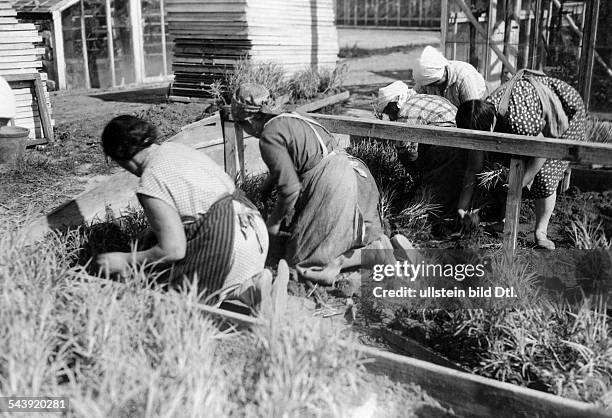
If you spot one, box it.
[0,216,443,417]
[586,117,612,144]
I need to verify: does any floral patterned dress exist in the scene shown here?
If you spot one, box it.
[487,76,586,198]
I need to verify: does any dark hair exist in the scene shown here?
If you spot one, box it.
[456,100,497,131]
[101,115,158,161]
[382,101,401,121]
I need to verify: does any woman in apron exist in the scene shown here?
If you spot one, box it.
[232,83,391,285]
[455,71,586,249]
[96,115,286,310]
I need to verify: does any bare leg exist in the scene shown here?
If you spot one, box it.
[296,235,396,285]
[534,192,557,249]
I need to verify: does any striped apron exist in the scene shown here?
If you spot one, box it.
[165,189,262,299]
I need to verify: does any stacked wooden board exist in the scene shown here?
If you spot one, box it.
[166,0,339,100]
[0,0,51,143]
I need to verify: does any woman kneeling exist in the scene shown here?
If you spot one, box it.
[232,83,391,285]
[96,115,283,308]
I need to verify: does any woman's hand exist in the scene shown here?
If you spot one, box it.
[267,221,281,236]
[96,252,130,276]
[136,226,157,250]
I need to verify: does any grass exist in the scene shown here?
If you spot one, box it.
[340,139,612,408]
[208,57,347,106]
[0,215,447,417]
[586,117,612,144]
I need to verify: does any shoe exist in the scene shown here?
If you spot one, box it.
[391,234,414,250]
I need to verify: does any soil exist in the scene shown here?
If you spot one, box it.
[5,76,612,409]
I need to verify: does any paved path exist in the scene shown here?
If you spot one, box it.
[337,28,439,50]
[338,28,440,86]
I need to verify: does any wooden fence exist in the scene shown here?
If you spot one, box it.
[335,0,441,28]
[222,112,612,256]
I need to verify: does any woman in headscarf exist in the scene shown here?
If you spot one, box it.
[231,83,391,285]
[376,81,463,214]
[414,46,487,108]
[455,70,586,249]
[96,115,286,309]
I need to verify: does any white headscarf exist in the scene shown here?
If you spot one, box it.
[414,46,448,87]
[376,81,416,113]
[0,76,16,120]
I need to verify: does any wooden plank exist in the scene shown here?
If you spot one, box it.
[222,118,238,180]
[104,0,116,87]
[503,158,524,257]
[306,113,612,165]
[0,47,46,56]
[33,75,53,142]
[130,0,144,83]
[159,0,167,77]
[440,0,448,52]
[70,273,609,418]
[578,0,600,110]
[292,90,350,113]
[79,0,90,89]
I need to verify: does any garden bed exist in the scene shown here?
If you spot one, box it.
[2,81,612,415]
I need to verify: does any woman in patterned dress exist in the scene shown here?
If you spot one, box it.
[455,71,586,249]
[96,115,286,309]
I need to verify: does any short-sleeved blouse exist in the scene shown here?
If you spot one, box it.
[136,142,235,218]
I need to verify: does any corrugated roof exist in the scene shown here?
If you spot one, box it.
[11,0,78,14]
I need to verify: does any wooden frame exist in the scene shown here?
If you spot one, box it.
[304,113,612,256]
[72,272,610,418]
[4,73,54,144]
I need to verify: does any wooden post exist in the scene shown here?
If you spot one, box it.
[503,158,525,258]
[79,0,91,89]
[440,0,448,53]
[455,0,517,73]
[396,0,400,26]
[130,0,144,83]
[105,0,116,87]
[522,0,533,69]
[374,0,379,26]
[222,119,238,180]
[354,0,358,25]
[235,123,245,181]
[578,0,600,110]
[51,10,66,90]
[160,0,167,76]
[419,0,423,27]
[529,0,542,69]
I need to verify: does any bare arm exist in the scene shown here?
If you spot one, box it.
[457,150,485,211]
[266,189,300,236]
[96,195,186,274]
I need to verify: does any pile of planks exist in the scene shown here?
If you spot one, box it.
[0,0,51,144]
[166,0,339,101]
